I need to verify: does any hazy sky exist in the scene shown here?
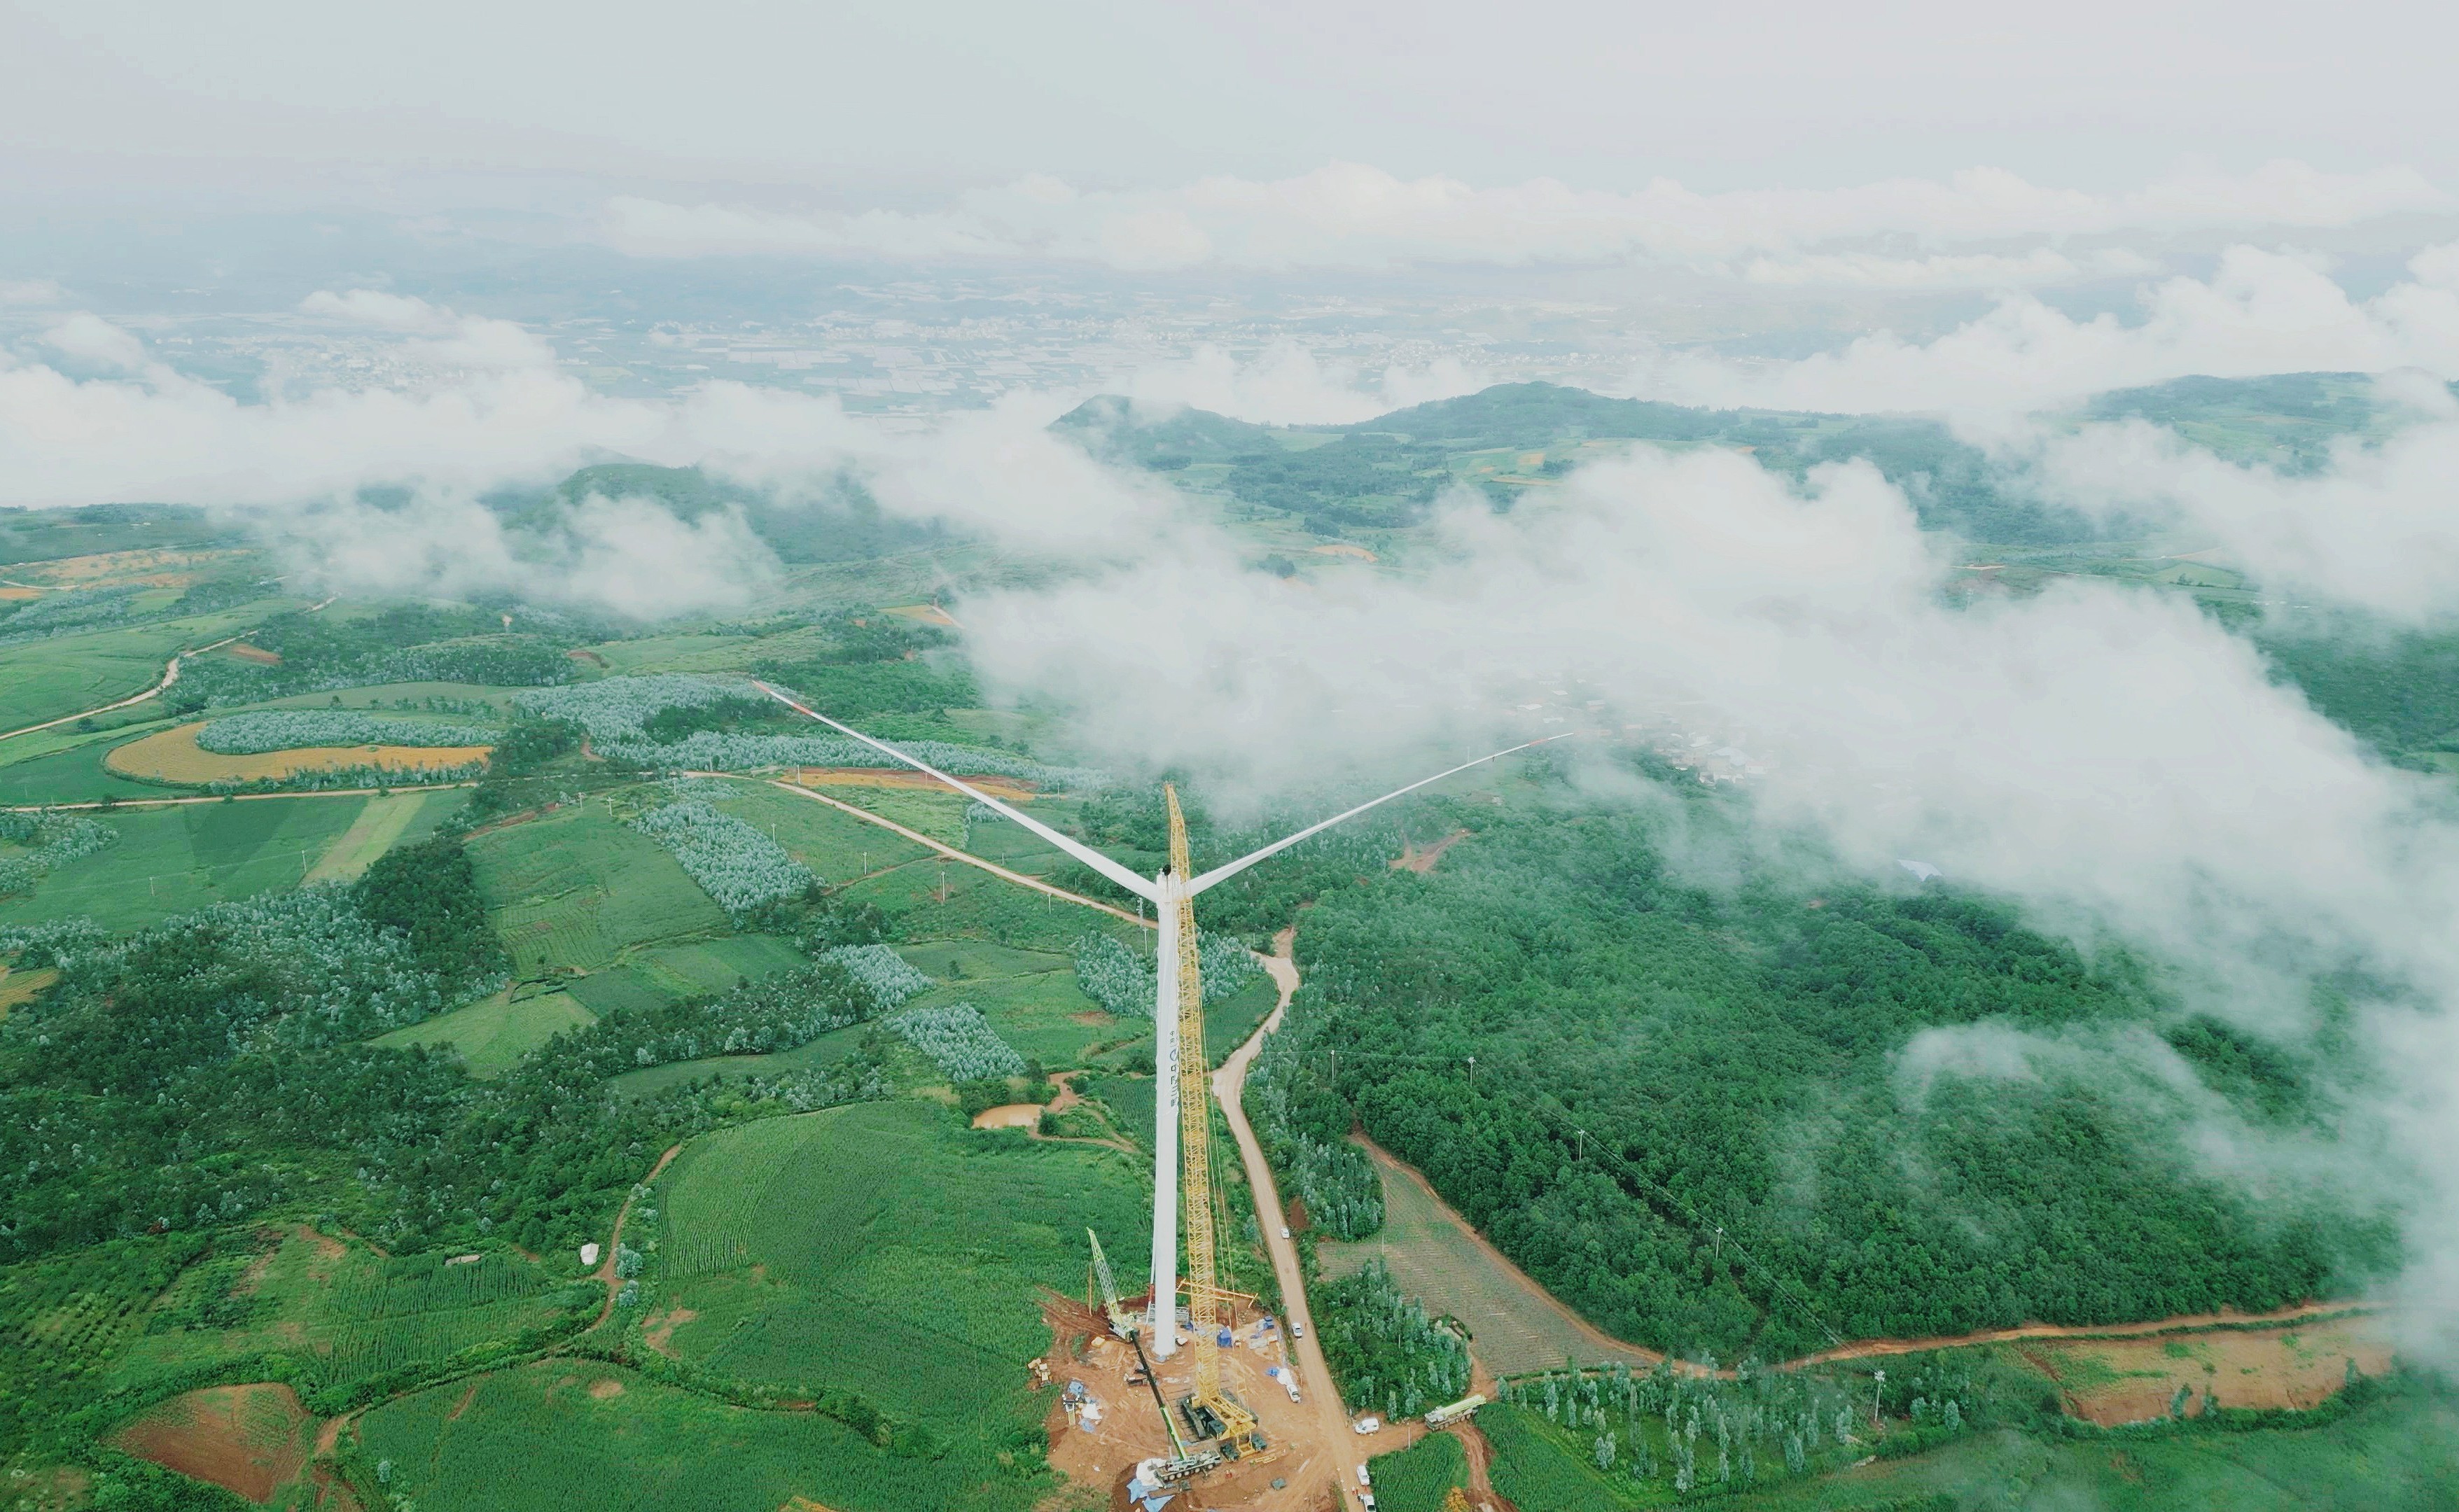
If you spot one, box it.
[5,0,2454,200]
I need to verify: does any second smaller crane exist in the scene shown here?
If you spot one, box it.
[1089,1228,1218,1483]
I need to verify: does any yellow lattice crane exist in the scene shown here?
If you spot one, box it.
[1164,784,1269,1460]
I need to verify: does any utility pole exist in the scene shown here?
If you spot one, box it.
[1871,1369,1885,1432]
[1467,1054,1475,1087]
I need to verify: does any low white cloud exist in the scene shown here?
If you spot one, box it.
[35,312,153,373]
[599,159,2448,275]
[951,443,2459,1351]
[1636,244,2459,415]
[2030,412,2459,623]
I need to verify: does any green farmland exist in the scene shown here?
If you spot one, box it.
[468,803,730,976]
[0,599,298,731]
[0,793,393,930]
[358,1362,1003,1512]
[648,1100,1144,1442]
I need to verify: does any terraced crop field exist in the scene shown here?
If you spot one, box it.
[886,941,1118,1068]
[0,603,288,730]
[96,1228,582,1408]
[608,1021,871,1100]
[704,778,934,881]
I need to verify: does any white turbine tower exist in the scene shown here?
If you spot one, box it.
[751,680,1562,1362]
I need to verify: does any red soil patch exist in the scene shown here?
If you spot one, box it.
[114,1384,314,1504]
[566,648,610,667]
[1069,1010,1113,1025]
[225,643,283,665]
[2036,1314,2395,1426]
[447,1382,480,1421]
[972,1103,1043,1130]
[297,1225,347,1261]
[587,1378,625,1400]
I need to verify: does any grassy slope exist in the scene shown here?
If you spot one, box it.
[371,986,597,1078]
[105,1231,578,1397]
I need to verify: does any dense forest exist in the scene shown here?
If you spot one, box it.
[1247,778,2392,1364]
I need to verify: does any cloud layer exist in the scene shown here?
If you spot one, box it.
[949,444,2459,1353]
[602,160,2448,277]
[1636,244,2459,414]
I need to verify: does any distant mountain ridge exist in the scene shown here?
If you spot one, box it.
[1053,374,2418,546]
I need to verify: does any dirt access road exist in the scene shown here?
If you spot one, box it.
[0,596,332,743]
[1345,1135,2383,1380]
[1215,928,1381,1510]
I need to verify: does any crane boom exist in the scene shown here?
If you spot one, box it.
[1167,785,1263,1457]
[1089,1228,1197,1464]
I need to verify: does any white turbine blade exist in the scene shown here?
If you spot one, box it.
[1185,732,1577,896]
[752,679,1160,902]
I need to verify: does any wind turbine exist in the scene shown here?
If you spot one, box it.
[751,681,1562,1443]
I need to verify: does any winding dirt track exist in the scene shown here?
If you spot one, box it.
[0,596,333,743]
[1350,1132,2381,1376]
[0,634,243,742]
[587,1142,685,1331]
[1213,930,1376,1506]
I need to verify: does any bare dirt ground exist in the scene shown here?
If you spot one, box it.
[1208,930,1388,1510]
[113,1382,314,1504]
[1391,829,1472,874]
[1444,1419,1519,1512]
[973,1069,1092,1130]
[1039,1293,1343,1512]
[2018,1313,2395,1426]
